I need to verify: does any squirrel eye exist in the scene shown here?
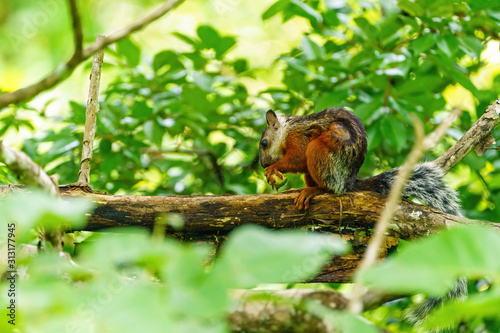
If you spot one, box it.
[261,139,268,148]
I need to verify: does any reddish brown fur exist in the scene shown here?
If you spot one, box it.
[305,135,333,188]
[260,108,367,210]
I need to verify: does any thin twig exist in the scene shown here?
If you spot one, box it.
[77,35,105,185]
[348,107,463,313]
[0,0,185,109]
[67,0,83,62]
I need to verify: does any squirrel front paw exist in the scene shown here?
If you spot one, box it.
[294,187,326,210]
[264,165,284,189]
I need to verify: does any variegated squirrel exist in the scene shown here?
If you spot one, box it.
[258,107,466,324]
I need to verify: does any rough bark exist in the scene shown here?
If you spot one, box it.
[52,186,498,238]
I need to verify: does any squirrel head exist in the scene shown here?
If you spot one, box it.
[259,110,285,168]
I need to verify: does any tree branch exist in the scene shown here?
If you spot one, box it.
[77,35,105,185]
[435,98,500,173]
[67,0,83,62]
[0,0,185,109]
[3,185,499,282]
[0,142,58,195]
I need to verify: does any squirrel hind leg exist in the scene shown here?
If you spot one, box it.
[294,187,327,210]
[304,173,318,187]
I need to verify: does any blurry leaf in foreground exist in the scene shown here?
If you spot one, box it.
[214,225,347,287]
[307,301,379,333]
[0,191,94,243]
[361,226,500,295]
[424,289,500,330]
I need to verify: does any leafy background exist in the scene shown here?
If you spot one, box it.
[1,0,500,332]
[1,0,499,220]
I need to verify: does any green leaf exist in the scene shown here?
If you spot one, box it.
[386,114,406,152]
[143,119,164,147]
[396,75,442,95]
[214,225,347,287]
[214,36,237,58]
[307,302,379,333]
[398,0,424,16]
[182,52,207,70]
[172,32,200,47]
[132,100,153,120]
[233,59,248,73]
[0,191,94,243]
[69,101,87,125]
[425,290,500,329]
[448,67,479,95]
[164,247,230,318]
[100,152,122,174]
[354,17,377,39]
[262,0,290,20]
[361,226,500,296]
[301,36,325,60]
[436,35,459,57]
[290,0,323,24]
[153,50,185,73]
[355,99,384,124]
[116,38,141,67]
[196,25,236,58]
[316,89,348,110]
[410,34,436,54]
[459,36,483,58]
[181,85,210,113]
[0,165,18,184]
[381,115,399,151]
[281,56,318,78]
[197,25,220,48]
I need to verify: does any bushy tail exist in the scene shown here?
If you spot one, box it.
[357,162,462,216]
[357,162,466,327]
[405,277,468,328]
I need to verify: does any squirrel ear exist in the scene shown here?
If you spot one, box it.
[266,110,279,127]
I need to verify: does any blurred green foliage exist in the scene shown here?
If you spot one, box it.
[0,192,347,332]
[362,225,500,331]
[1,0,500,220]
[1,0,500,332]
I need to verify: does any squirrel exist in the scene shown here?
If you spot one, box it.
[259,107,466,325]
[259,107,462,214]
